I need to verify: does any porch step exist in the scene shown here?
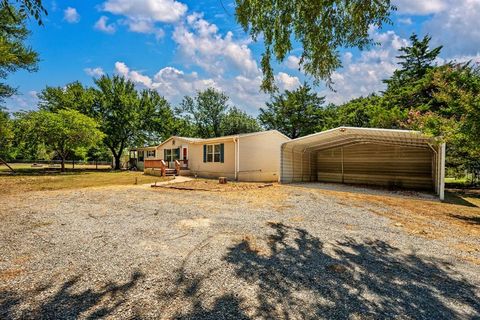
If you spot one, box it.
[164,168,177,176]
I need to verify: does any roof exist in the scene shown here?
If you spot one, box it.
[156,130,290,147]
[282,127,437,152]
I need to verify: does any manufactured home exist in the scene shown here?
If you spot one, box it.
[130,130,290,182]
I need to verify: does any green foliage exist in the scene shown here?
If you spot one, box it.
[221,106,261,136]
[0,107,14,159]
[15,109,104,171]
[259,84,325,138]
[0,0,47,25]
[0,5,38,102]
[38,81,97,115]
[386,34,442,88]
[139,89,177,143]
[235,0,394,91]
[92,75,144,169]
[177,88,260,138]
[178,88,229,138]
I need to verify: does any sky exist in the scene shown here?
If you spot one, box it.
[5,0,480,114]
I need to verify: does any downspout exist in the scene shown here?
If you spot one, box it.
[234,137,238,181]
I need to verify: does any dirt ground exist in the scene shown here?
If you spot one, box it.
[0,180,479,319]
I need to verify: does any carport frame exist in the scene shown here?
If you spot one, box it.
[280,127,445,200]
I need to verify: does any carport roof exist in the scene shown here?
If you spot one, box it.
[282,127,438,151]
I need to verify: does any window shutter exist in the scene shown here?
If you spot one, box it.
[175,148,180,160]
[220,143,224,163]
[203,145,207,162]
[164,149,167,160]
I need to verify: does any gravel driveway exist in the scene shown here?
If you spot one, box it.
[0,183,479,319]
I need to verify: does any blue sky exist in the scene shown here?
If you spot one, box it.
[5,0,480,114]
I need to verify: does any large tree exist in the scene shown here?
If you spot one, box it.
[235,0,394,91]
[38,81,96,115]
[93,75,144,170]
[259,84,325,138]
[139,89,178,143]
[178,88,230,138]
[221,107,261,136]
[0,5,39,102]
[16,109,104,172]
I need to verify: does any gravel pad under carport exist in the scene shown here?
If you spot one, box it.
[0,184,479,319]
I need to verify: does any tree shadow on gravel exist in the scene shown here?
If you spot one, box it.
[224,222,480,319]
[0,271,143,319]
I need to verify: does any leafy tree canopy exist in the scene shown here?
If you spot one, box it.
[235,0,394,91]
[259,83,325,138]
[38,81,96,115]
[0,5,38,102]
[15,109,104,171]
[177,88,260,138]
[93,75,145,170]
[0,106,14,160]
[0,0,47,25]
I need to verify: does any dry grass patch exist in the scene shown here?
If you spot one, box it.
[0,171,169,194]
[309,188,480,259]
[160,178,273,192]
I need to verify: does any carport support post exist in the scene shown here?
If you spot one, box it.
[341,147,344,183]
[439,142,446,201]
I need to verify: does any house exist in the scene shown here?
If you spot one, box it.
[280,127,446,200]
[131,130,291,182]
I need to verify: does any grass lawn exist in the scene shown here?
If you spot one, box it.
[0,170,170,194]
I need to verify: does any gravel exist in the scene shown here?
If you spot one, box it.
[0,183,479,319]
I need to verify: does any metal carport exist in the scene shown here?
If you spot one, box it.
[280,127,445,200]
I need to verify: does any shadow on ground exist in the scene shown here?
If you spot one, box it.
[222,222,480,319]
[0,271,143,319]
[2,225,479,319]
[445,190,480,208]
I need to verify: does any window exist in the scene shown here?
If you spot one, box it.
[164,148,180,162]
[146,150,155,158]
[138,151,144,162]
[206,144,221,163]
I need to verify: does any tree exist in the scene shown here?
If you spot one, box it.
[177,88,230,138]
[235,0,394,91]
[139,89,178,143]
[0,0,47,25]
[93,75,144,170]
[259,84,325,138]
[0,107,15,171]
[389,34,442,86]
[16,109,104,172]
[221,107,261,136]
[38,81,96,115]
[0,5,39,102]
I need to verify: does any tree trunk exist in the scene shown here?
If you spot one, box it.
[114,155,121,170]
[60,158,66,172]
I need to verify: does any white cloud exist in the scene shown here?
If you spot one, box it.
[94,16,116,34]
[320,29,409,104]
[424,0,480,57]
[284,55,301,70]
[102,0,187,23]
[84,67,105,77]
[119,18,165,39]
[63,7,80,23]
[276,72,301,91]
[397,17,412,25]
[393,0,448,15]
[172,13,260,78]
